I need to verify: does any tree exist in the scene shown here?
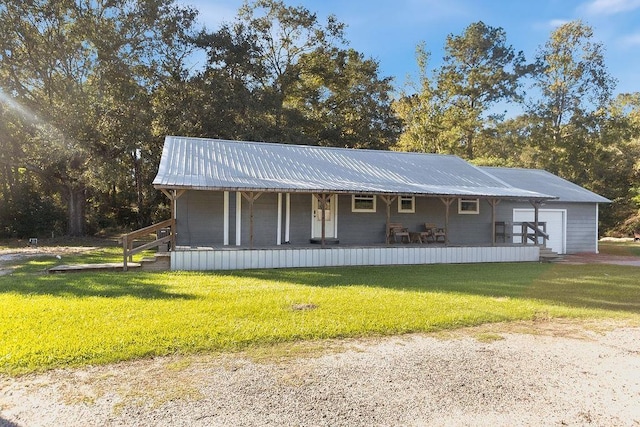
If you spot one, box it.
[436,21,531,159]
[192,0,398,148]
[393,45,447,153]
[0,0,197,235]
[524,20,616,184]
[394,23,531,159]
[597,93,640,232]
[288,47,400,149]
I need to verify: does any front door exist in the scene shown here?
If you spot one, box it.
[312,194,337,239]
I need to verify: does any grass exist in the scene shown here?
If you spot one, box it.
[1,244,640,375]
[599,240,640,257]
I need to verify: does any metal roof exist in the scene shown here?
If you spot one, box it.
[153,136,555,200]
[480,167,610,203]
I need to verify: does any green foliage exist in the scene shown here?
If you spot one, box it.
[0,0,197,235]
[190,0,398,148]
[395,22,531,158]
[524,21,616,181]
[1,256,639,375]
[0,174,66,238]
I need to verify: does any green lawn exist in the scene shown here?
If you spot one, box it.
[1,247,640,375]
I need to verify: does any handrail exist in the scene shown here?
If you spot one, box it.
[121,219,175,271]
[120,218,174,242]
[494,221,549,247]
[522,221,549,245]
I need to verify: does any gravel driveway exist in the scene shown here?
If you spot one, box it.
[2,320,639,427]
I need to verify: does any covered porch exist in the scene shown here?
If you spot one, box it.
[119,190,552,271]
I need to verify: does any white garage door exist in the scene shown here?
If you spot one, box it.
[513,209,566,254]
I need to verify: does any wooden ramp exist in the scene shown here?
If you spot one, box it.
[48,262,141,273]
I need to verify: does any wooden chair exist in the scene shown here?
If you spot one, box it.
[388,223,410,243]
[424,223,446,243]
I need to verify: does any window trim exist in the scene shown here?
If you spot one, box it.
[352,194,377,212]
[458,198,480,214]
[398,195,415,213]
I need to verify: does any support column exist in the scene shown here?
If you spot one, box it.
[378,195,397,244]
[530,200,541,245]
[439,197,455,246]
[242,191,263,249]
[160,188,185,251]
[223,191,229,246]
[285,193,291,243]
[313,193,330,247]
[277,193,282,245]
[235,192,242,246]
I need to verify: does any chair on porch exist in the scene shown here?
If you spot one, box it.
[494,221,512,243]
[424,223,446,243]
[388,223,410,243]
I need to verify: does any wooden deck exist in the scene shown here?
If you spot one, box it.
[48,262,141,273]
[48,253,170,273]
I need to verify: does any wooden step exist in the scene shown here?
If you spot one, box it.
[140,252,171,271]
[539,248,562,262]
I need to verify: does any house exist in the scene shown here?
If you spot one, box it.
[151,136,609,271]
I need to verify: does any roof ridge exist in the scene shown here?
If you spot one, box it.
[166,135,461,159]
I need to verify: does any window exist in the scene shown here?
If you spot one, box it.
[398,196,415,213]
[458,198,479,214]
[352,194,376,212]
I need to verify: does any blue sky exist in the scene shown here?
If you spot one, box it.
[183,0,640,96]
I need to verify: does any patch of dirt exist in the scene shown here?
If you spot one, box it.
[560,252,640,266]
[0,246,100,276]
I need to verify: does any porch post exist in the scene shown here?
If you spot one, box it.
[235,192,242,246]
[439,197,455,246]
[531,200,541,245]
[242,192,263,249]
[285,193,291,243]
[277,193,282,245]
[488,198,501,246]
[161,188,185,251]
[379,195,396,244]
[223,191,229,246]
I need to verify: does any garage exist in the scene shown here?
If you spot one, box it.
[513,209,566,254]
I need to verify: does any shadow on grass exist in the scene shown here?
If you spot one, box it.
[0,271,194,300]
[226,262,640,314]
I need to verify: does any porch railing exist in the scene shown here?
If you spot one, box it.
[495,221,548,247]
[120,218,175,271]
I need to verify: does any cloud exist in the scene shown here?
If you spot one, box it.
[618,32,640,47]
[548,19,571,28]
[582,0,640,15]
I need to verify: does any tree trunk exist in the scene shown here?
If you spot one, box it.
[132,150,144,227]
[64,185,86,236]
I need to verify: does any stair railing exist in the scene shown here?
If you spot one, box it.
[521,221,549,247]
[120,219,175,271]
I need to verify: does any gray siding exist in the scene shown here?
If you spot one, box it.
[176,190,225,246]
[288,194,312,244]
[564,203,598,253]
